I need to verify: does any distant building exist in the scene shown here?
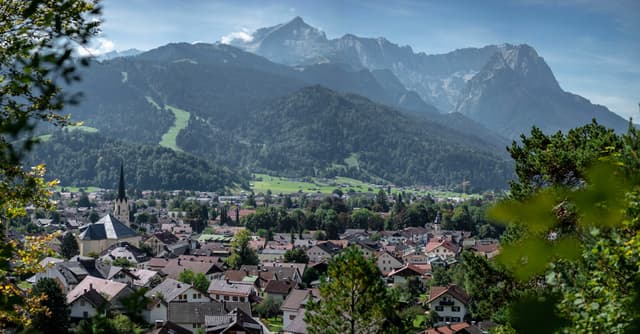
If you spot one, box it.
[113,163,130,226]
[77,214,140,256]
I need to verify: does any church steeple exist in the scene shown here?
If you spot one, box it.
[114,162,130,227]
[118,162,126,201]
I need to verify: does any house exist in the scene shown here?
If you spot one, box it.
[66,287,108,319]
[387,263,431,286]
[468,239,500,259]
[208,279,255,303]
[168,301,225,333]
[306,241,341,263]
[424,238,459,260]
[281,288,320,332]
[143,231,180,256]
[376,251,403,275]
[77,214,140,256]
[242,264,303,283]
[128,268,162,289]
[99,242,149,265]
[161,257,225,281]
[204,308,265,334]
[144,278,212,325]
[67,276,133,318]
[258,248,287,262]
[352,241,379,258]
[263,279,295,302]
[426,284,471,325]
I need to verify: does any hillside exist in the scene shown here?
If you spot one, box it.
[27,131,244,191]
[236,86,513,190]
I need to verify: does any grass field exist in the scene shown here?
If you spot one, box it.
[159,105,190,152]
[251,173,481,199]
[251,173,377,194]
[55,186,101,192]
[35,125,99,142]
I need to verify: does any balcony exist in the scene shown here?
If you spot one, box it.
[439,300,454,306]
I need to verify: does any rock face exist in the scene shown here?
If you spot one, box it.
[227,17,630,138]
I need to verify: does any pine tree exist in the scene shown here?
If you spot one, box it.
[60,232,79,259]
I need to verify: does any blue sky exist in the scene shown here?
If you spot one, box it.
[95,0,639,119]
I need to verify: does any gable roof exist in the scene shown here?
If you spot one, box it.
[145,278,192,302]
[168,301,225,324]
[78,214,137,240]
[205,307,263,333]
[264,279,294,295]
[152,230,180,245]
[161,258,222,280]
[425,239,459,253]
[67,276,129,304]
[427,284,470,305]
[208,279,253,297]
[75,288,108,309]
[313,241,342,255]
[281,288,320,312]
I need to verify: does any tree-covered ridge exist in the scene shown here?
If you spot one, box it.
[239,86,514,191]
[26,131,243,191]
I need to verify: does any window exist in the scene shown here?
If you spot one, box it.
[452,317,461,322]
[445,316,450,322]
[193,294,196,299]
[435,306,444,311]
[232,296,238,301]
[452,306,460,312]
[289,315,296,320]
[224,295,229,300]
[83,311,88,318]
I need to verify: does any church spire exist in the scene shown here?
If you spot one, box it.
[118,162,126,201]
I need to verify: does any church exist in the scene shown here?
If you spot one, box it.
[77,164,140,256]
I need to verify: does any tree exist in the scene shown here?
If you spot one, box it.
[284,248,309,263]
[373,189,389,212]
[253,295,281,318]
[0,0,100,328]
[487,121,640,333]
[60,232,79,259]
[111,257,133,268]
[306,246,406,334]
[30,278,70,334]
[178,269,210,293]
[88,210,100,223]
[226,229,259,269]
[120,288,149,324]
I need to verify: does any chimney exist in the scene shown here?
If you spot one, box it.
[178,259,181,265]
[89,283,93,290]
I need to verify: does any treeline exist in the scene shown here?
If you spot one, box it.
[238,190,504,239]
[27,131,245,191]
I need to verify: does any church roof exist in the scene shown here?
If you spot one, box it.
[79,214,137,240]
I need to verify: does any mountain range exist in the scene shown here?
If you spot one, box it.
[228,17,630,138]
[30,17,627,192]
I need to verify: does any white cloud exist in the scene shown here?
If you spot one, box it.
[76,37,115,56]
[220,30,254,44]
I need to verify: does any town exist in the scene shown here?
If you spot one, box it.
[14,164,501,334]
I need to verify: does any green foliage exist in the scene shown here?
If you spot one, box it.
[30,278,70,334]
[226,230,259,269]
[178,269,210,294]
[119,288,149,324]
[253,295,282,318]
[76,313,144,334]
[0,0,99,328]
[60,233,79,259]
[28,131,241,191]
[284,248,309,263]
[111,258,133,268]
[486,121,640,333]
[306,246,406,334]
